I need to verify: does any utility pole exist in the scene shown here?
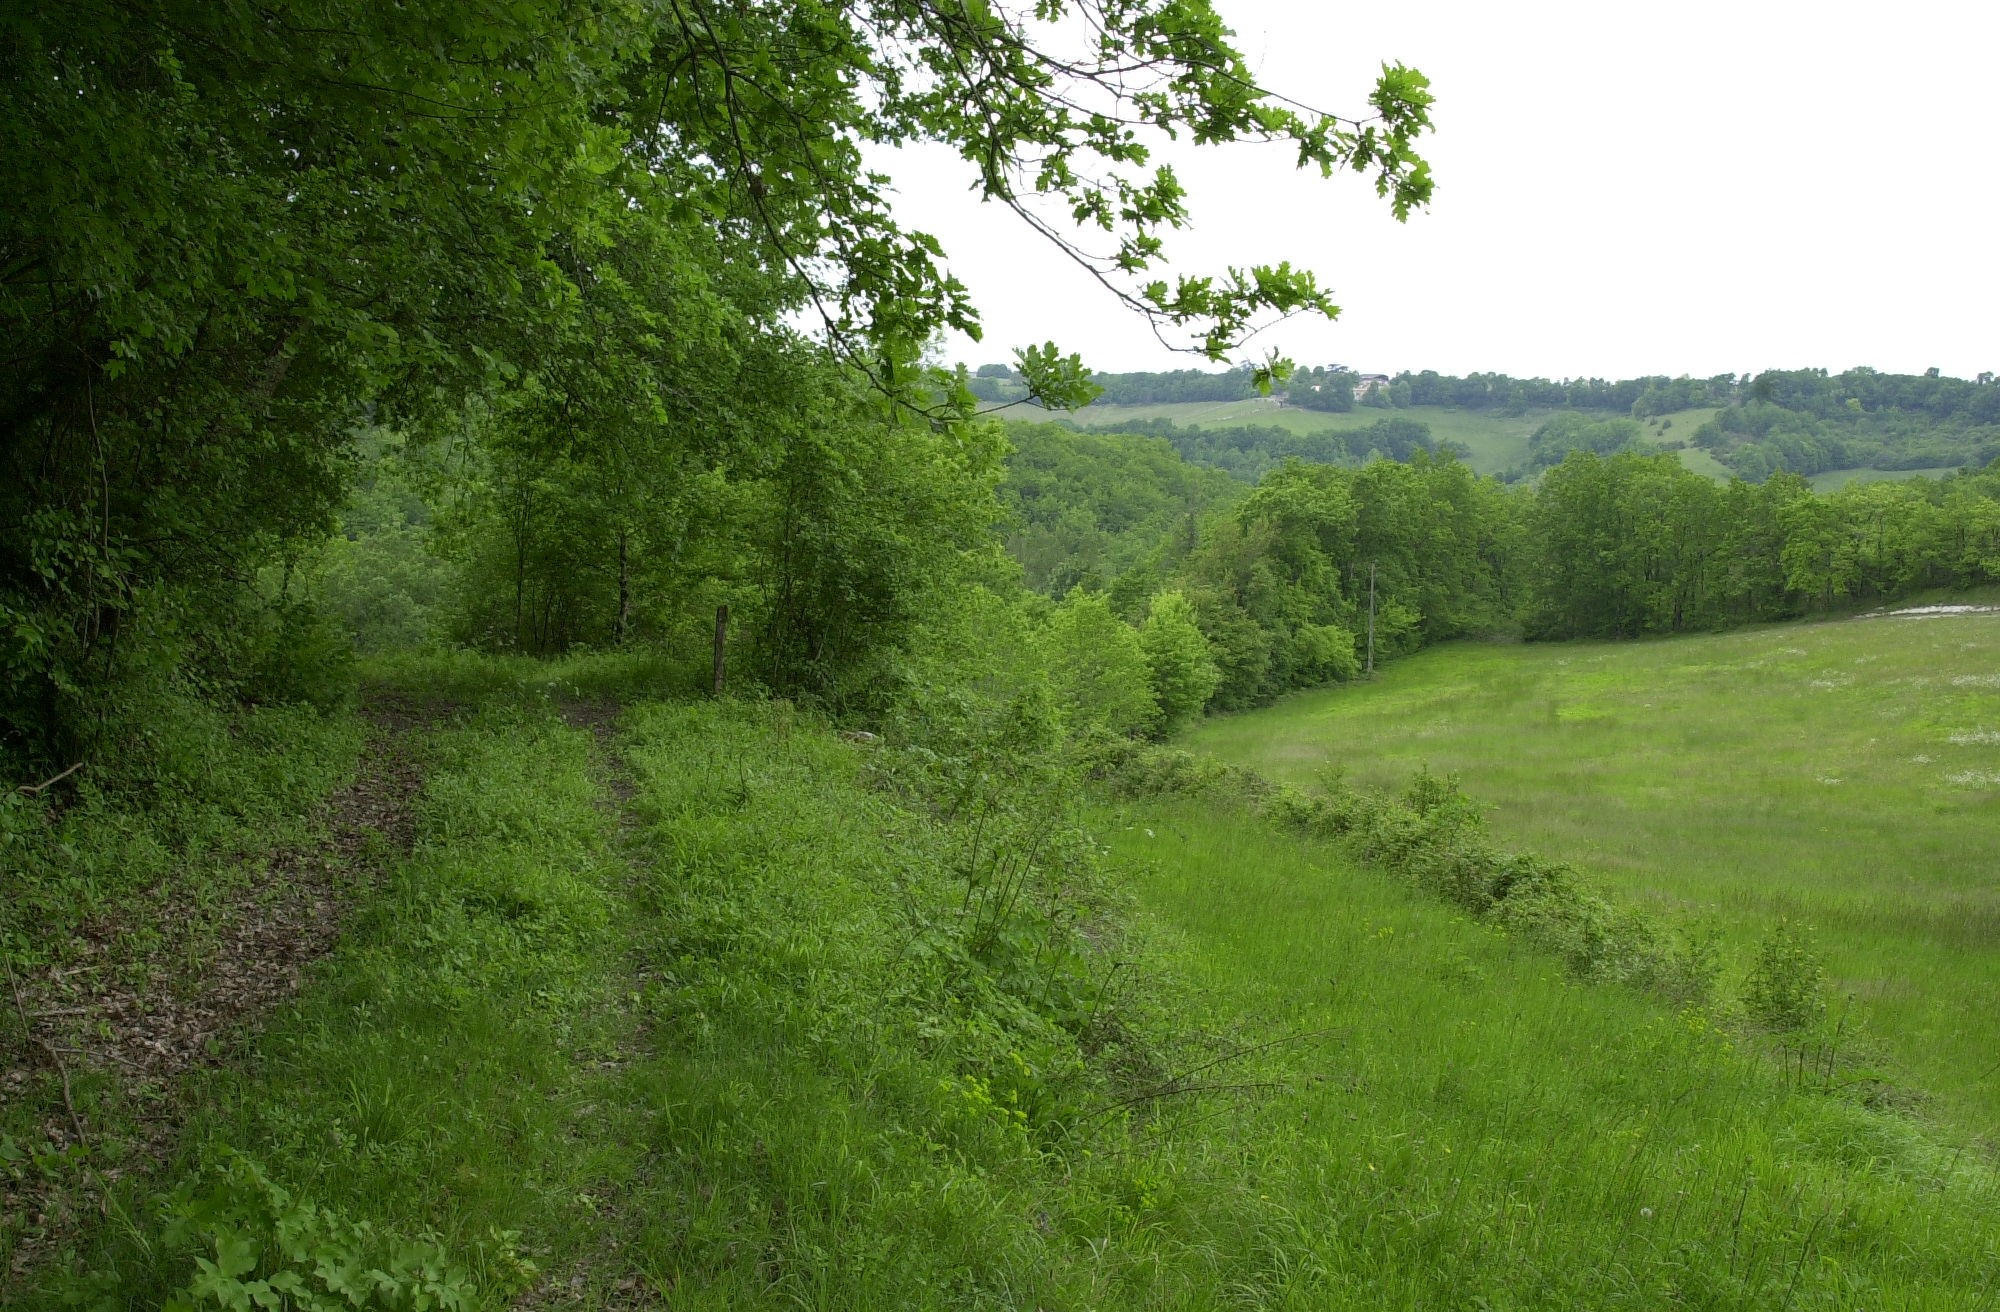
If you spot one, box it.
[1366,562,1376,676]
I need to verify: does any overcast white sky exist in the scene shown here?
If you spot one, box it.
[875,0,1999,381]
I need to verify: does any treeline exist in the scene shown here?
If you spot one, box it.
[966,363,1742,415]
[970,362,1731,414]
[999,424,2000,713]
[1693,369,2000,481]
[1391,371,1733,415]
[1073,416,1469,483]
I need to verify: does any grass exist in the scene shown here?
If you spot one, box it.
[1808,465,1966,492]
[1089,792,1999,1307]
[1075,402,1724,479]
[48,704,632,1305]
[14,654,2000,1306]
[1674,445,1735,480]
[1182,609,2000,1138]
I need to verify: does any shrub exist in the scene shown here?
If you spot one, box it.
[1743,918,1828,1033]
[1040,588,1157,737]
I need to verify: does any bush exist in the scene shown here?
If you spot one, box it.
[1743,918,1827,1033]
[1040,588,1156,737]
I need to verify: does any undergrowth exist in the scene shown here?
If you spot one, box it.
[2,699,361,1278]
[0,702,361,968]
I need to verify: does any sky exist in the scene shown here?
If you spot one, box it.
[874,0,2000,382]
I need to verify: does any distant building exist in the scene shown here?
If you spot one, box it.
[1352,372,1392,399]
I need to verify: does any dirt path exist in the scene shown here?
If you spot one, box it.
[2,695,434,1280]
[511,701,664,1309]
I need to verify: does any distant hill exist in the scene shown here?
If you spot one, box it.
[967,363,2000,485]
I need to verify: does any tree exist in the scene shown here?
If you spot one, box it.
[0,0,1436,766]
[1040,590,1157,737]
[1140,591,1221,735]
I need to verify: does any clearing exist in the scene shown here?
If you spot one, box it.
[1182,609,2000,1136]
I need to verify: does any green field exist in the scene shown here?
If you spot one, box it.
[1674,445,1734,480]
[1182,610,2000,1137]
[1808,465,1965,492]
[1078,401,1727,479]
[13,666,1994,1306]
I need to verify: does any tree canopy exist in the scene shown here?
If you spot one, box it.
[0,0,1436,764]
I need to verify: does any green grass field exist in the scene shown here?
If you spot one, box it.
[1077,401,1727,479]
[15,655,2000,1305]
[1807,465,1965,492]
[1674,445,1734,480]
[1092,793,1997,1306]
[1182,610,2000,1138]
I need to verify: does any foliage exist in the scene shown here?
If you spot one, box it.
[998,423,1240,596]
[0,702,360,969]
[0,0,1436,770]
[152,1154,509,1312]
[1524,452,2000,638]
[1695,369,2000,480]
[1743,919,1829,1034]
[1177,453,1514,706]
[1039,589,1157,737]
[1139,591,1221,735]
[1524,411,1652,471]
[1078,414,1468,482]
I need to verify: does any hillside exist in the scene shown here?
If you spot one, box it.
[1076,401,1542,477]
[8,658,1999,1305]
[1033,362,2000,486]
[1073,401,1738,481]
[16,7,2000,1307]
[1183,607,2000,1135]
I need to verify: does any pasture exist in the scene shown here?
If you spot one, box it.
[1808,465,1966,491]
[1076,400,1725,479]
[1182,608,2000,1136]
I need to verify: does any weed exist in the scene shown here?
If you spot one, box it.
[1743,919,1829,1034]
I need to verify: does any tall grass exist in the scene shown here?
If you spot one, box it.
[1184,610,2000,1136]
[1091,792,2000,1307]
[18,665,2000,1306]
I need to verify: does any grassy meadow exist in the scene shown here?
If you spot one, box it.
[1808,465,1967,492]
[1076,401,1723,479]
[1182,607,2000,1137]
[1674,444,1735,481]
[1091,794,1999,1307]
[20,658,2000,1307]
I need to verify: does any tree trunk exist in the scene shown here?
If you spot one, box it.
[712,604,729,697]
[615,529,631,646]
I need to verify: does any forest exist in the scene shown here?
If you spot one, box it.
[6,2,2000,1306]
[997,425,2000,704]
[985,360,2000,482]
